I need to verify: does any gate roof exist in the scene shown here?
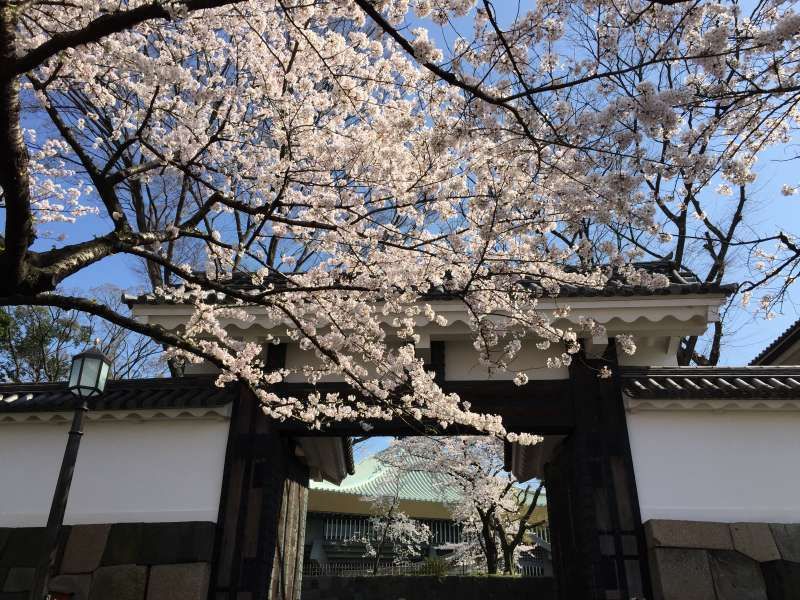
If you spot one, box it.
[621,366,800,400]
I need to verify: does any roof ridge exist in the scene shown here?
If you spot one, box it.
[0,374,222,392]
[125,262,737,306]
[622,366,800,400]
[0,376,237,413]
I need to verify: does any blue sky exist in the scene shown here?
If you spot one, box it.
[354,437,392,463]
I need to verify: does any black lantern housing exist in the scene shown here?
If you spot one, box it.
[68,347,112,398]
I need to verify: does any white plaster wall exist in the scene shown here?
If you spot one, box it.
[444,340,569,380]
[188,334,680,381]
[0,418,230,526]
[193,341,573,382]
[284,344,352,383]
[617,340,679,367]
[627,410,800,523]
[184,361,221,375]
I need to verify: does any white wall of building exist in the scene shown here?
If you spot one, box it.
[0,417,230,526]
[617,341,679,367]
[444,340,570,380]
[188,333,682,381]
[627,409,800,523]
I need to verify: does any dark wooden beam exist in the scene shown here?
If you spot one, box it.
[430,340,445,384]
[548,343,651,600]
[269,379,574,436]
[503,440,513,471]
[265,343,287,371]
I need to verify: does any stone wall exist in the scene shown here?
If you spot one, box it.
[302,575,555,600]
[645,519,800,600]
[0,522,214,600]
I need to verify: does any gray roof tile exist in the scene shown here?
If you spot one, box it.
[124,261,736,306]
[621,366,800,399]
[0,376,237,413]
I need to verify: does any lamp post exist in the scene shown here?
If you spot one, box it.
[30,348,112,600]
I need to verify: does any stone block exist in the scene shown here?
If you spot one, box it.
[649,547,716,600]
[0,528,44,567]
[89,564,147,600]
[645,519,732,550]
[49,573,92,600]
[0,532,9,558]
[101,523,143,566]
[60,524,110,574]
[1,568,34,593]
[146,562,210,600]
[769,524,800,562]
[730,523,781,563]
[761,560,800,600]
[139,522,215,565]
[52,526,72,575]
[300,576,553,600]
[708,550,767,600]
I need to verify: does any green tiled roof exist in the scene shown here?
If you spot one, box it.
[310,458,462,504]
[312,457,548,507]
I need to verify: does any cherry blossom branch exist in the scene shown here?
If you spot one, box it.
[3,0,245,79]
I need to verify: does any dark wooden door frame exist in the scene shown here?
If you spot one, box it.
[209,341,652,600]
[271,379,575,437]
[560,344,652,599]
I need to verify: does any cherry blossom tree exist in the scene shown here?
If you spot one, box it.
[2,0,800,434]
[379,436,546,574]
[350,484,432,574]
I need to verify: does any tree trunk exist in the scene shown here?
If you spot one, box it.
[0,3,35,294]
[372,531,387,576]
[496,520,515,574]
[373,503,396,575]
[501,544,515,575]
[480,515,499,574]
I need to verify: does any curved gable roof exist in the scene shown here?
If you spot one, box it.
[310,457,462,504]
[750,318,800,365]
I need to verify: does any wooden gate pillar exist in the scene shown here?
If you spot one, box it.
[209,346,310,600]
[546,342,651,599]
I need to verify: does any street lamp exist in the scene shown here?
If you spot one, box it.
[30,348,112,600]
[68,348,112,398]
